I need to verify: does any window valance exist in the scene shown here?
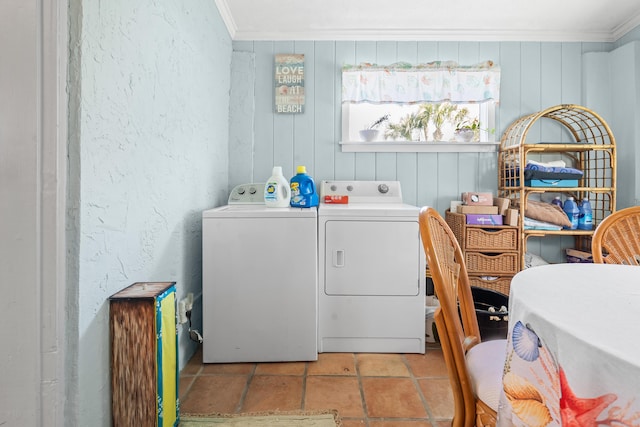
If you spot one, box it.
[342,60,500,104]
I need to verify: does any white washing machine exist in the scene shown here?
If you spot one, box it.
[318,181,426,354]
[202,183,318,363]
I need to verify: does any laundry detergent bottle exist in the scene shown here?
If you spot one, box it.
[290,166,319,208]
[578,198,593,230]
[563,196,579,230]
[264,166,291,207]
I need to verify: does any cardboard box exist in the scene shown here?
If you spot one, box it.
[504,209,519,226]
[466,214,503,225]
[457,205,499,215]
[461,192,493,206]
[493,197,511,215]
[450,200,463,213]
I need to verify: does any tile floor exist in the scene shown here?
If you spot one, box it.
[179,343,454,427]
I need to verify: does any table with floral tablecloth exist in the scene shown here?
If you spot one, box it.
[497,263,640,427]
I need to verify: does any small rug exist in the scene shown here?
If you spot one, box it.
[180,410,341,427]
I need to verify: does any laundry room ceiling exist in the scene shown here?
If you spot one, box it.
[215,0,640,42]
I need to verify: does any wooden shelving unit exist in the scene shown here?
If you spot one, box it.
[498,104,617,269]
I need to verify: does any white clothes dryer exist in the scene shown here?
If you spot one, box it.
[202,183,318,363]
[317,181,426,354]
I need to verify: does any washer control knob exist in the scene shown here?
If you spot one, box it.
[330,185,337,192]
[237,187,246,195]
[378,183,389,194]
[248,187,256,194]
[347,185,354,191]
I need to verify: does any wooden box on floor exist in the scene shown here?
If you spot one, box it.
[109,282,178,427]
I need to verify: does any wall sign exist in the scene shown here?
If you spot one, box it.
[274,54,305,114]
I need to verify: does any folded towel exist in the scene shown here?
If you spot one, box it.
[525,161,583,175]
[523,216,563,230]
[527,159,566,168]
[523,161,583,180]
[504,162,584,181]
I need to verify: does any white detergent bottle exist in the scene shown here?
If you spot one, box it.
[264,166,291,207]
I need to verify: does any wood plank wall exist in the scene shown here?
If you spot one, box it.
[230,40,611,261]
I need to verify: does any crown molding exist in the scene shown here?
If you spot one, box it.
[612,11,640,41]
[230,28,617,43]
[215,0,637,43]
[214,0,236,39]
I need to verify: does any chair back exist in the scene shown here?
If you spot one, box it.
[433,307,466,425]
[419,207,482,427]
[592,206,640,265]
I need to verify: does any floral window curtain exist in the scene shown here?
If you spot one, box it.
[342,60,500,104]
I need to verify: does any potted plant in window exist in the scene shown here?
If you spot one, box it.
[416,104,435,141]
[432,103,458,141]
[359,114,389,142]
[385,113,420,141]
[453,108,475,142]
[384,122,404,141]
[454,115,495,142]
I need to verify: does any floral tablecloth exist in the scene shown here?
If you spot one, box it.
[497,263,640,427]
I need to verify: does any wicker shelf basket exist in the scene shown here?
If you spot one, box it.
[465,252,519,276]
[469,276,512,296]
[445,209,519,295]
[445,210,518,252]
[467,227,517,252]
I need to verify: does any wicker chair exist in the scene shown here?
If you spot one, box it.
[419,207,506,427]
[592,206,640,265]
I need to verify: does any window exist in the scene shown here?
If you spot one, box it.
[342,101,495,142]
[341,61,500,146]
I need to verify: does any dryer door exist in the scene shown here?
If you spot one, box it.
[324,220,421,296]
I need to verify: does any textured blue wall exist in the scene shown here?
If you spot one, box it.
[69,1,232,425]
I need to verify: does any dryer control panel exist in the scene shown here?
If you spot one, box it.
[320,180,402,204]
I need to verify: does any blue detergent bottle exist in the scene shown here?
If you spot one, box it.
[563,197,579,230]
[551,196,563,209]
[578,198,593,230]
[290,166,318,208]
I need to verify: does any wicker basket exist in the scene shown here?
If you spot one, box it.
[445,209,465,248]
[444,209,467,247]
[445,209,518,252]
[469,276,512,296]
[465,252,519,275]
[465,228,518,252]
